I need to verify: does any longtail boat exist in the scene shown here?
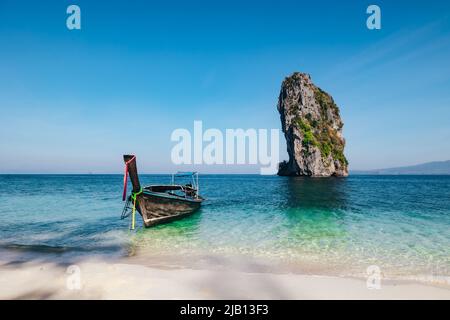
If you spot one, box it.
[121,155,204,228]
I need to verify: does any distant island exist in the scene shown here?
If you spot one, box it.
[351,160,450,175]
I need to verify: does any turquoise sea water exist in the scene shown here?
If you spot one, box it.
[0,174,449,282]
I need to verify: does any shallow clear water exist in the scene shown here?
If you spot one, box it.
[0,174,449,282]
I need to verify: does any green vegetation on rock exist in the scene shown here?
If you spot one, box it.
[314,87,340,120]
[295,101,348,166]
[296,118,318,148]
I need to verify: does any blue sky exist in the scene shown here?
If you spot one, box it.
[0,0,450,173]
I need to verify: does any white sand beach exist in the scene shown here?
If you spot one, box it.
[1,257,449,300]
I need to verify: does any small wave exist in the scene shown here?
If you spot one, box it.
[0,242,124,254]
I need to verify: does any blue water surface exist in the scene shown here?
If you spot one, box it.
[0,174,449,280]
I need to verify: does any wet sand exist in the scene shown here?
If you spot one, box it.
[1,257,449,300]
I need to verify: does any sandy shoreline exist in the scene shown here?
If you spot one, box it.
[0,257,449,300]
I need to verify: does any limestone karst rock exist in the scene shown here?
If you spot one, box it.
[277,72,348,176]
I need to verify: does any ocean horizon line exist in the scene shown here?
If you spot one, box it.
[1,172,450,176]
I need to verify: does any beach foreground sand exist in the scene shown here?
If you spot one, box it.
[0,258,449,300]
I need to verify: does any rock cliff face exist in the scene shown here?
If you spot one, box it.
[277,72,348,177]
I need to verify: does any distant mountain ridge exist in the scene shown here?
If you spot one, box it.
[351,160,450,175]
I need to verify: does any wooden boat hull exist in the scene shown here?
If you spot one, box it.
[135,191,202,227]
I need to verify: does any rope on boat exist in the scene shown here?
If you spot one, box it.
[120,197,132,220]
[122,155,136,201]
[130,188,143,230]
[122,156,142,230]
